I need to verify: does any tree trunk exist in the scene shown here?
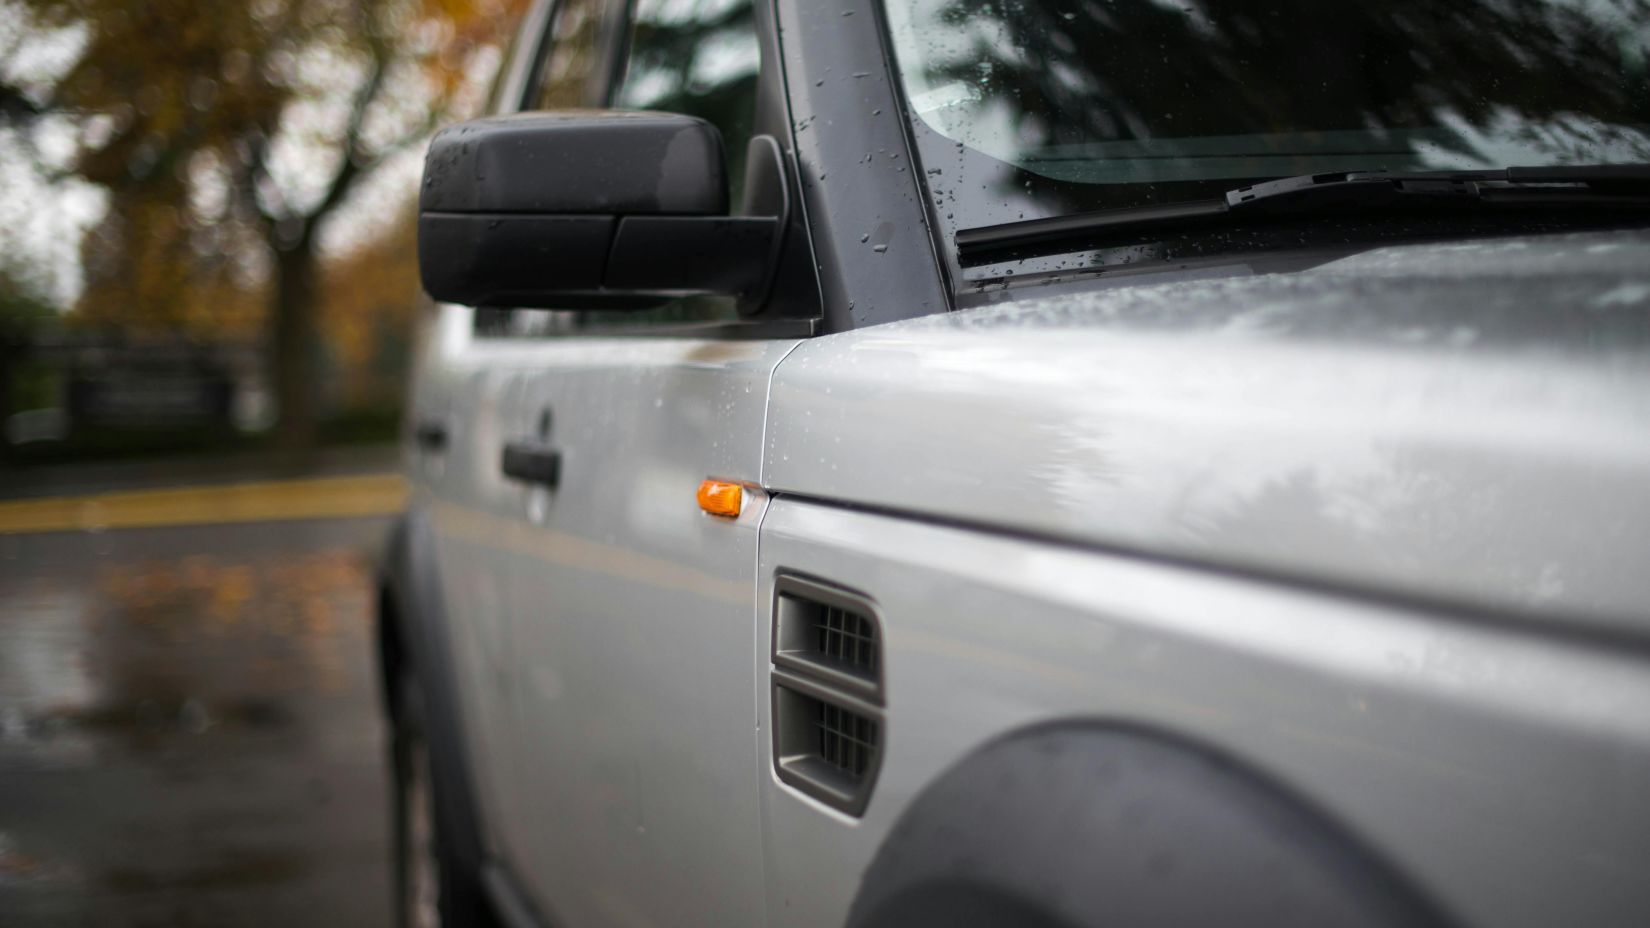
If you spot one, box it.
[0,341,14,465]
[269,243,321,466]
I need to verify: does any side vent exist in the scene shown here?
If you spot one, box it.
[774,577,881,698]
[771,575,884,816]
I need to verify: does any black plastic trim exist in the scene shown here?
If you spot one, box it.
[744,0,825,329]
[500,440,561,488]
[518,317,817,340]
[606,215,780,294]
[772,573,884,704]
[847,721,1456,928]
[771,0,951,332]
[771,667,885,817]
[413,419,450,452]
[420,214,613,307]
[421,111,728,215]
[735,134,794,315]
[768,574,887,817]
[482,861,554,928]
[469,0,823,335]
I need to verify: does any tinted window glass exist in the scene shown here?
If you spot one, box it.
[617,0,760,201]
[883,0,1650,238]
[482,6,534,114]
[532,0,608,110]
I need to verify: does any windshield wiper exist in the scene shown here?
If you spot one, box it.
[955,165,1650,262]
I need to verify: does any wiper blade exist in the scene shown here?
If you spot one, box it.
[955,165,1650,262]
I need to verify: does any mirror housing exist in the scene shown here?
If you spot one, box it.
[418,111,784,310]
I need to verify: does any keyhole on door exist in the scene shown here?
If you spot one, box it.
[537,409,553,439]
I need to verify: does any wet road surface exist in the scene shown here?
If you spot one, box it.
[0,515,395,926]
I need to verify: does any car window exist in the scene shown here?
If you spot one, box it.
[882,0,1650,244]
[531,0,610,110]
[474,0,614,339]
[616,0,760,202]
[481,11,530,114]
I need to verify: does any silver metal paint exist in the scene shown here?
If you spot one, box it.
[756,499,1650,928]
[417,317,801,927]
[502,336,794,928]
[409,310,551,871]
[764,231,1650,636]
[415,223,1650,928]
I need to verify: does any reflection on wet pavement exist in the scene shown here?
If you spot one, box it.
[0,517,392,926]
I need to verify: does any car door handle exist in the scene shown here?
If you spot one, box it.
[501,440,561,488]
[413,420,449,451]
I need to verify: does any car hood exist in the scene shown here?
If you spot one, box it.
[763,230,1650,639]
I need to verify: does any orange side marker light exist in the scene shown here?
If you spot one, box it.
[697,479,743,518]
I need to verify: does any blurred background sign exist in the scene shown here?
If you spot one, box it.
[63,343,240,432]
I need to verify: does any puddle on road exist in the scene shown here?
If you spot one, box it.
[1,548,372,763]
[100,847,309,892]
[0,531,392,925]
[0,831,78,888]
[31,694,293,737]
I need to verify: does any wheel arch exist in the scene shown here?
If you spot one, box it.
[376,507,493,891]
[848,720,1458,928]
[375,540,406,725]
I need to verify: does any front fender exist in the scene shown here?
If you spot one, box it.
[848,722,1454,928]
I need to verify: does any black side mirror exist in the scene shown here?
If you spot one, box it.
[418,111,785,310]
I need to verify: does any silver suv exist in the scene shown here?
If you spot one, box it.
[378,1,1650,926]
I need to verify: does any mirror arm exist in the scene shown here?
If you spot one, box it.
[735,135,793,314]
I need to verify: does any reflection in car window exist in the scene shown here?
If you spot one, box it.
[482,2,537,115]
[883,0,1650,228]
[618,0,760,199]
[532,0,608,110]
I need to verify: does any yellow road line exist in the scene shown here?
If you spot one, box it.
[0,474,408,535]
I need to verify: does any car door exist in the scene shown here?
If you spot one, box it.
[409,0,561,873]
[492,2,803,925]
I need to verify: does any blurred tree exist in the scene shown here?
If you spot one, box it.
[0,262,59,443]
[318,198,420,413]
[921,0,1650,159]
[4,0,525,455]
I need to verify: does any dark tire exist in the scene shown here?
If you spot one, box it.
[391,669,493,928]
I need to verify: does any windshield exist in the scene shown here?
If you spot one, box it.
[882,0,1650,256]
